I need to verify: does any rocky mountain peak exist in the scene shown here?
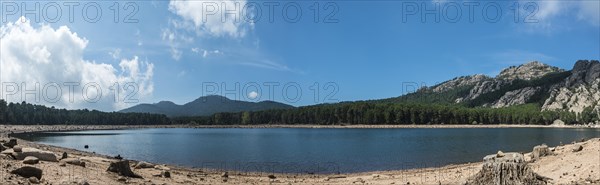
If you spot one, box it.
[541,60,600,114]
[431,74,490,93]
[496,61,563,80]
[567,60,600,86]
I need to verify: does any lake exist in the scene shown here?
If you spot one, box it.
[14,127,600,173]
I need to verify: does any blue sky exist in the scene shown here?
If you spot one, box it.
[1,0,599,111]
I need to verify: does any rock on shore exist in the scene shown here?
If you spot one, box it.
[3,147,58,162]
[532,144,552,160]
[10,166,43,180]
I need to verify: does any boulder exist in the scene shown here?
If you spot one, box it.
[552,119,565,127]
[496,151,505,158]
[134,161,155,169]
[0,148,14,155]
[484,152,524,163]
[154,165,170,171]
[572,144,583,152]
[532,144,551,160]
[107,160,142,178]
[13,145,22,152]
[11,166,43,180]
[161,170,171,178]
[23,156,40,164]
[29,176,40,184]
[61,158,86,167]
[221,171,229,178]
[12,148,58,162]
[3,138,17,148]
[466,152,550,185]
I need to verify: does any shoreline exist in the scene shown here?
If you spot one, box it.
[1,124,599,184]
[2,123,598,134]
[187,124,600,129]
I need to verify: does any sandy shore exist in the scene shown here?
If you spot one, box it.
[0,125,598,184]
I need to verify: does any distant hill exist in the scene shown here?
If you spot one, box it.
[119,95,294,117]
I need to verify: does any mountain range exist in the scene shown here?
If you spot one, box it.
[122,60,600,120]
[119,95,294,117]
[386,60,600,114]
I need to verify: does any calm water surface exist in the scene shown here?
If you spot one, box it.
[15,128,600,173]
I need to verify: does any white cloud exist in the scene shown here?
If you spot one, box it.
[203,49,221,58]
[240,59,292,72]
[535,1,562,20]
[247,91,258,100]
[191,47,222,58]
[135,29,144,46]
[0,17,154,111]
[577,0,600,26]
[109,48,122,59]
[168,0,250,38]
[520,0,599,32]
[165,1,291,72]
[161,28,193,61]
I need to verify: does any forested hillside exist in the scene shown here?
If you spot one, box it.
[0,100,170,125]
[173,103,583,125]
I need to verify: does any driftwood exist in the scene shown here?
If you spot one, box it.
[465,152,550,185]
[107,160,142,178]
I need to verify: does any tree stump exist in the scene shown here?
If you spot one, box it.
[107,160,142,178]
[465,152,550,185]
